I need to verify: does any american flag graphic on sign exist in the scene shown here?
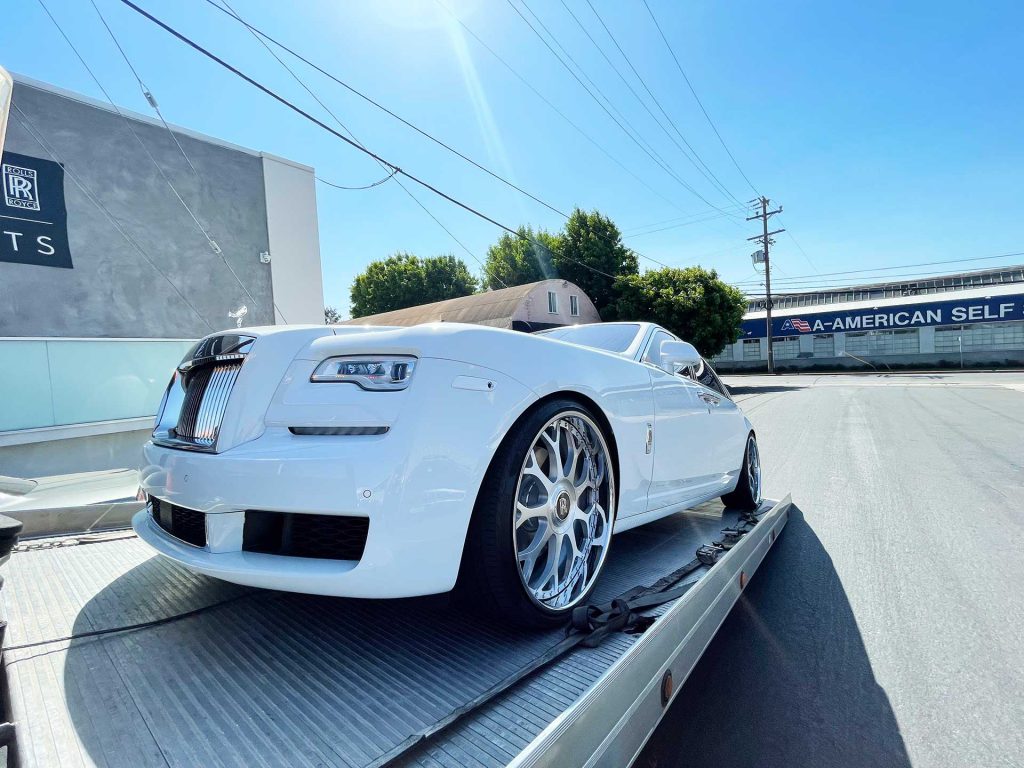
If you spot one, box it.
[781,318,812,333]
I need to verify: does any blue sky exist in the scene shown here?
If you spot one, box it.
[5,0,1023,316]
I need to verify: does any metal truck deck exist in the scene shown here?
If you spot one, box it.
[1,497,790,768]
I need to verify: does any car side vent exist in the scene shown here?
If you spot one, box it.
[242,511,369,561]
[289,426,389,436]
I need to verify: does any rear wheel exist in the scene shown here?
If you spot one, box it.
[721,433,762,510]
[460,400,616,627]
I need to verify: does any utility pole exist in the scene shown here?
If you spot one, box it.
[747,197,784,373]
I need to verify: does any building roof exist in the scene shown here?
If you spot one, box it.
[746,263,1024,314]
[11,72,308,164]
[340,279,584,329]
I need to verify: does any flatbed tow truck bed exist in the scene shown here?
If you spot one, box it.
[1,497,790,768]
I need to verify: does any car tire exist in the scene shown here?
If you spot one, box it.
[459,399,617,628]
[721,432,762,510]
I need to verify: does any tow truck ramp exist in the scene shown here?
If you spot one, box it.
[1,496,790,768]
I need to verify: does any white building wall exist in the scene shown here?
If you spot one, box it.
[261,153,324,325]
[515,280,601,327]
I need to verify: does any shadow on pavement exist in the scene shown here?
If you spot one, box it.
[726,384,805,395]
[636,505,911,768]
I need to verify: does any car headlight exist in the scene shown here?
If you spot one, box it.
[310,356,417,391]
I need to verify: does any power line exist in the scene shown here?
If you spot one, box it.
[430,0,694,219]
[117,0,521,231]
[39,0,221,255]
[316,170,397,191]
[504,0,735,218]
[210,0,507,289]
[623,200,750,232]
[624,210,741,238]
[87,0,203,184]
[120,0,681,287]
[642,0,760,197]
[641,0,826,278]
[731,251,1024,287]
[210,0,638,282]
[779,226,819,274]
[556,0,740,213]
[204,0,570,221]
[738,264,1024,294]
[514,0,665,166]
[584,0,745,210]
[208,0,666,276]
[200,0,680,274]
[11,104,214,331]
[55,0,287,322]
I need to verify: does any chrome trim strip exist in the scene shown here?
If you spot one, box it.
[190,363,241,446]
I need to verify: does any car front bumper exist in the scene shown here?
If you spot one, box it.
[135,358,536,599]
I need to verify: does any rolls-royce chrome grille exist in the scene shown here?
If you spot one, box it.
[153,334,254,452]
[175,362,243,446]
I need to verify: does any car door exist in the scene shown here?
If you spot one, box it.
[687,358,748,494]
[641,330,719,512]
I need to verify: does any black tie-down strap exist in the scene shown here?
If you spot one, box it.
[371,510,764,768]
[698,508,762,565]
[568,556,705,647]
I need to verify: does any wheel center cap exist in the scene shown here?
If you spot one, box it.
[555,492,572,521]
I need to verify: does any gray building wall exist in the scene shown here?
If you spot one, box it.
[1,78,275,338]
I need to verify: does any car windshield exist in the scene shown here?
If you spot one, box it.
[537,323,641,353]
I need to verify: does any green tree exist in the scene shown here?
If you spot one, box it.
[482,226,558,290]
[421,254,479,303]
[614,267,747,357]
[324,306,342,324]
[350,252,478,317]
[553,208,638,316]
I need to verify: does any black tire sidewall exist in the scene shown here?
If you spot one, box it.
[722,433,759,510]
[461,398,616,628]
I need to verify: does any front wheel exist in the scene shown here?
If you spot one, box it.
[459,400,617,628]
[721,433,762,510]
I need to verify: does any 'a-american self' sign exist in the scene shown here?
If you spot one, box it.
[741,294,1024,338]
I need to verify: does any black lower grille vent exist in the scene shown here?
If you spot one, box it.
[150,497,207,547]
[243,511,369,561]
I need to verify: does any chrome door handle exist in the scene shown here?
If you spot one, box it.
[698,392,721,406]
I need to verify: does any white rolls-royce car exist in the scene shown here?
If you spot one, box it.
[135,321,761,626]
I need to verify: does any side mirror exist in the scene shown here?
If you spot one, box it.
[658,340,701,374]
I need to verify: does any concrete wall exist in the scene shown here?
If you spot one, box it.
[1,77,276,338]
[0,425,149,478]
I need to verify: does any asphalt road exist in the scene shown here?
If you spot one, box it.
[637,373,1024,768]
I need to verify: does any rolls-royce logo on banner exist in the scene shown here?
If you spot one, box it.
[0,150,72,269]
[3,163,40,211]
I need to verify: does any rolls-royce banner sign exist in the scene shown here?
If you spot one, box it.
[0,150,72,269]
[741,293,1024,338]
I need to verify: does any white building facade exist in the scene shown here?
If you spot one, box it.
[714,266,1024,371]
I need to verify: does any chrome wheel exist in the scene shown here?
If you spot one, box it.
[513,412,615,611]
[747,436,762,505]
